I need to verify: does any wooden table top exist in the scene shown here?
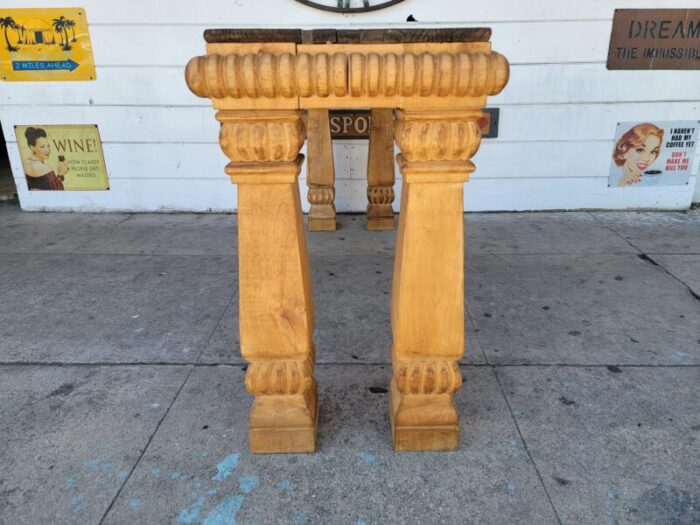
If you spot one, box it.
[204,27,492,44]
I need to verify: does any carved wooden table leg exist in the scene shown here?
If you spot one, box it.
[186,27,509,454]
[389,109,482,451]
[366,108,395,231]
[219,110,317,453]
[306,108,336,231]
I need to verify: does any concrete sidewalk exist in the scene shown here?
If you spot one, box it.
[0,204,698,525]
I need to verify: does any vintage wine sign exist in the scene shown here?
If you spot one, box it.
[15,125,109,191]
[0,8,95,81]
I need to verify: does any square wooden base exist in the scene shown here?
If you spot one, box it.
[248,385,318,454]
[389,380,459,452]
[308,217,336,231]
[367,216,394,231]
[249,426,317,454]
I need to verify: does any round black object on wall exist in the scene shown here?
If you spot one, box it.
[295,0,405,14]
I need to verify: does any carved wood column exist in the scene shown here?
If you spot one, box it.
[218,110,317,453]
[306,108,336,231]
[389,109,483,451]
[366,108,396,231]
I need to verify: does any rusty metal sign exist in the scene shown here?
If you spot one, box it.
[607,9,700,70]
[329,108,499,139]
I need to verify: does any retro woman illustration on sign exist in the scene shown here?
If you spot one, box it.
[611,123,664,187]
[21,127,68,190]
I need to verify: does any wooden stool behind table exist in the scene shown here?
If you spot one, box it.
[186,28,509,453]
[307,107,396,231]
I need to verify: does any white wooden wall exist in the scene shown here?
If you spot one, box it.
[2,0,699,212]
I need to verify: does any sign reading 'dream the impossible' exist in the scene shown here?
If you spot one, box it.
[15,125,109,191]
[0,8,95,81]
[329,108,500,139]
[607,9,700,70]
[608,121,698,188]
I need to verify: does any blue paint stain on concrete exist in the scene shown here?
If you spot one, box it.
[83,458,101,470]
[151,467,161,476]
[193,478,202,489]
[675,351,687,359]
[202,451,209,458]
[606,490,617,525]
[117,470,129,480]
[356,520,367,525]
[177,496,206,524]
[238,475,259,494]
[171,472,182,481]
[510,439,518,449]
[277,480,291,490]
[71,494,85,515]
[128,498,141,509]
[66,478,75,489]
[358,452,378,465]
[202,494,245,525]
[507,482,516,494]
[208,488,218,496]
[212,454,240,482]
[291,515,307,525]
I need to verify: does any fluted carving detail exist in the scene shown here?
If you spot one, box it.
[394,111,482,162]
[218,113,306,162]
[307,186,335,205]
[367,185,395,205]
[394,360,462,395]
[186,51,509,101]
[246,358,315,396]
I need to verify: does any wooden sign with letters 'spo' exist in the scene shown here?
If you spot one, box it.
[329,108,500,139]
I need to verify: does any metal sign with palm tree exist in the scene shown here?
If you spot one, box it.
[65,19,77,42]
[51,15,72,50]
[1,16,18,52]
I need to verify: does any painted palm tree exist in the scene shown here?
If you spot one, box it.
[65,19,77,42]
[0,16,18,52]
[19,25,27,44]
[52,16,71,50]
[52,17,64,47]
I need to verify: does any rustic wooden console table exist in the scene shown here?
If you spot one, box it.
[186,28,509,453]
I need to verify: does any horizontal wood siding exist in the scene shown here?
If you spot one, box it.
[1,0,698,211]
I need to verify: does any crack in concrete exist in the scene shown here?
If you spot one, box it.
[97,365,196,525]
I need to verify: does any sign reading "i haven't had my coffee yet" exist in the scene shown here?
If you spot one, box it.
[607,9,700,70]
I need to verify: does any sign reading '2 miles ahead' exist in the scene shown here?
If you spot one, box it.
[0,7,96,81]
